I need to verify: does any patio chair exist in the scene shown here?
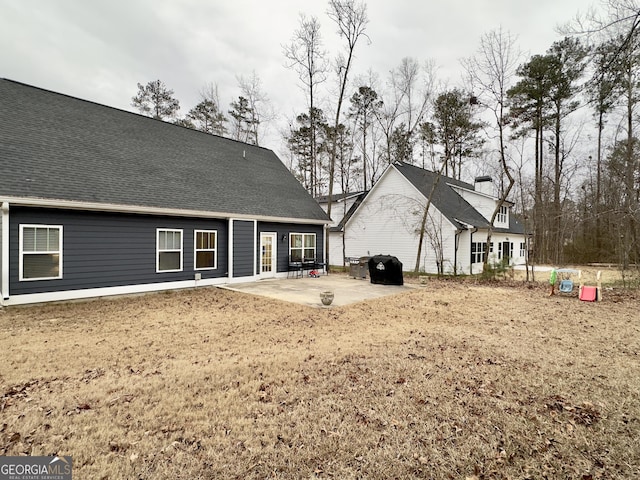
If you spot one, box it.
[287,261,303,278]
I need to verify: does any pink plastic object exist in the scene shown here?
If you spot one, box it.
[580,286,598,302]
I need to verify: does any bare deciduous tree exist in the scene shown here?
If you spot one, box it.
[325,0,370,269]
[377,58,437,165]
[463,28,521,269]
[283,15,329,197]
[237,71,275,147]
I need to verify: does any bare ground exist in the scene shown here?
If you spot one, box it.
[1,276,639,479]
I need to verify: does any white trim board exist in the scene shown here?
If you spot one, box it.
[0,196,328,225]
[1,277,229,307]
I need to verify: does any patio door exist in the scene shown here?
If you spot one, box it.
[502,241,512,262]
[260,233,277,278]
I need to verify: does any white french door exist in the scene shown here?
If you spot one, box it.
[260,233,277,278]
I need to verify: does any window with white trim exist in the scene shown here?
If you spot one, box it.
[289,233,316,262]
[496,205,508,224]
[20,225,63,280]
[520,242,527,258]
[157,229,183,272]
[194,230,217,270]
[470,242,487,264]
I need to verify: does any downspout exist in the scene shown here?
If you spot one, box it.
[252,220,257,278]
[1,202,9,303]
[323,224,328,270]
[469,227,478,275]
[453,228,464,276]
[228,219,234,281]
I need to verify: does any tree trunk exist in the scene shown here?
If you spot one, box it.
[414,162,447,272]
[553,107,562,265]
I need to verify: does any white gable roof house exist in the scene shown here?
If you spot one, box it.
[328,161,527,275]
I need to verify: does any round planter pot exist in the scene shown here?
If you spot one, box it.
[320,291,334,306]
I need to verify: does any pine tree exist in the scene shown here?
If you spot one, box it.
[131,80,180,120]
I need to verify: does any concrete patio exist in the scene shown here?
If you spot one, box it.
[220,274,417,307]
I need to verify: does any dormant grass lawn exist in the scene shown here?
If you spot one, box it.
[1,277,639,479]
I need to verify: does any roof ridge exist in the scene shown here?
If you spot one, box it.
[0,78,274,153]
[394,161,474,189]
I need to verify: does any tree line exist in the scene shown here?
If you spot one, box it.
[131,0,640,271]
[282,0,640,271]
[131,73,273,146]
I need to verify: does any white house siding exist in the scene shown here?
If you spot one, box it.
[468,231,527,273]
[328,230,345,265]
[456,229,472,274]
[320,196,360,227]
[455,186,494,220]
[319,203,337,227]
[453,188,526,268]
[421,227,474,276]
[342,167,458,273]
[329,167,527,275]
[415,208,462,274]
[491,233,527,266]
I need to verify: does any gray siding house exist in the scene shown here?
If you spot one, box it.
[0,79,329,305]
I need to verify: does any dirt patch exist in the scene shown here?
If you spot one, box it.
[1,278,639,479]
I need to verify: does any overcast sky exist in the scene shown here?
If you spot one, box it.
[1,0,595,155]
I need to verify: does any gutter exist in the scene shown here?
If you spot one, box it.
[0,196,329,226]
[453,227,464,276]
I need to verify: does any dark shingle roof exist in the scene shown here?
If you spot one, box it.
[0,79,329,223]
[393,162,490,229]
[494,215,526,235]
[329,191,368,232]
[393,162,525,234]
[316,191,366,204]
